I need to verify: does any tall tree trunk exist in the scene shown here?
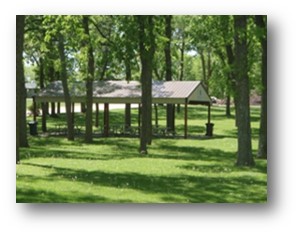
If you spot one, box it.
[206,51,212,93]
[200,50,207,83]
[58,34,74,141]
[164,15,172,82]
[39,57,47,132]
[83,16,95,143]
[125,57,132,82]
[177,34,185,113]
[226,44,235,118]
[164,15,175,131]
[124,57,132,130]
[100,47,109,80]
[48,63,55,117]
[17,15,28,148]
[234,15,254,166]
[137,16,155,154]
[16,15,27,162]
[255,15,267,159]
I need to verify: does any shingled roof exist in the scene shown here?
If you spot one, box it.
[35,80,211,105]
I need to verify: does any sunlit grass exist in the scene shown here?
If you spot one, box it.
[17,105,266,203]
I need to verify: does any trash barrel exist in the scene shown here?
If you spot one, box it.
[28,121,38,136]
[205,123,214,137]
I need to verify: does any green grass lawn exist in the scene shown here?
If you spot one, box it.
[17,105,267,203]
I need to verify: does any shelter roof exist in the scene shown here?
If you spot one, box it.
[35,80,211,104]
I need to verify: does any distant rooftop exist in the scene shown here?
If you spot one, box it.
[25,82,37,89]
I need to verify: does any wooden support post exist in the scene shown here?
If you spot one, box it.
[72,102,75,126]
[154,104,158,127]
[33,96,37,122]
[95,103,99,128]
[173,104,176,132]
[206,104,213,137]
[208,104,211,124]
[125,103,131,129]
[104,103,109,137]
[138,104,141,129]
[51,102,56,116]
[41,102,47,132]
[184,101,188,139]
[57,102,60,114]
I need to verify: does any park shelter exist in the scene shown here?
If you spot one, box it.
[25,81,38,98]
[34,80,212,138]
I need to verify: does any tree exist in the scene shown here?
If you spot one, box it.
[82,16,95,143]
[234,15,255,166]
[137,16,155,154]
[255,15,267,159]
[172,16,189,113]
[42,15,83,141]
[58,32,75,141]
[17,15,29,149]
[16,15,27,163]
[217,15,235,117]
[25,16,47,130]
[164,15,175,131]
[112,16,139,129]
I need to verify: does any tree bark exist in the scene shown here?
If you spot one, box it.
[206,51,212,93]
[100,47,109,80]
[200,50,207,83]
[179,34,185,82]
[58,33,74,141]
[177,34,185,113]
[137,16,155,153]
[83,16,95,143]
[17,15,29,148]
[39,58,47,132]
[16,15,27,162]
[255,15,267,159]
[226,44,235,119]
[125,57,132,82]
[234,15,254,166]
[124,55,132,130]
[164,15,175,131]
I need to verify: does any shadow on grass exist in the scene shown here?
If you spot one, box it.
[18,162,267,203]
[224,127,260,139]
[20,137,141,161]
[16,184,132,203]
[18,137,267,203]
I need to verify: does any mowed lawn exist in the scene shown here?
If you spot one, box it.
[17,105,267,203]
